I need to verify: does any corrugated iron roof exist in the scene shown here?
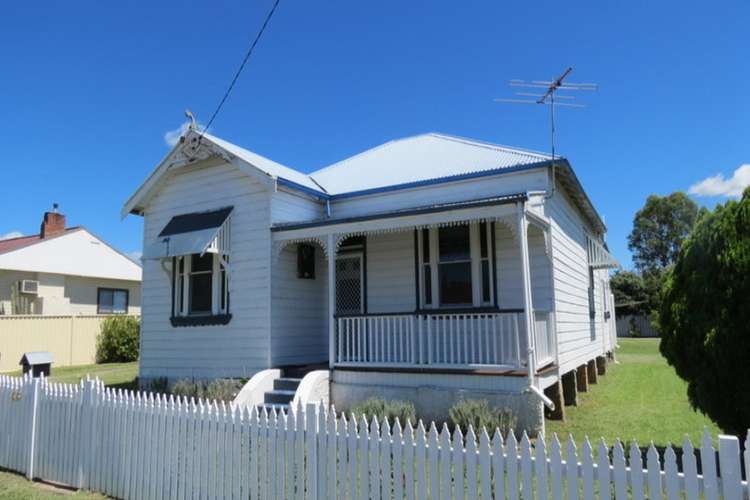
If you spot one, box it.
[309,133,551,195]
[271,193,527,231]
[202,132,324,192]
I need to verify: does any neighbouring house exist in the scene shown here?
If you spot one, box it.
[124,127,618,434]
[0,209,142,316]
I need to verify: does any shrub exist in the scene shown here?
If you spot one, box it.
[448,399,516,436]
[350,397,417,424]
[96,316,140,363]
[659,188,750,435]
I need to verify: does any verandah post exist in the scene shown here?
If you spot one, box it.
[327,233,336,370]
[516,202,537,378]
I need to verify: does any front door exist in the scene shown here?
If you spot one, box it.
[336,253,363,315]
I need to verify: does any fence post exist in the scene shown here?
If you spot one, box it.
[78,378,97,489]
[718,434,742,500]
[305,403,318,500]
[27,377,40,480]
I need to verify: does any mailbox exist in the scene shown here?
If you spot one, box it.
[19,351,53,377]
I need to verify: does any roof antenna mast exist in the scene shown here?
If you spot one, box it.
[494,67,597,198]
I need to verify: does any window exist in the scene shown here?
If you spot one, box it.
[438,225,473,305]
[172,253,229,319]
[418,222,494,308]
[97,288,128,314]
[297,244,316,279]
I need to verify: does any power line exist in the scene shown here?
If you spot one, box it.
[200,0,282,137]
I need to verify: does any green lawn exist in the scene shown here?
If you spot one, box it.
[546,338,721,446]
[4,362,138,389]
[0,470,105,500]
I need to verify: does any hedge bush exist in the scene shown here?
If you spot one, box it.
[96,316,140,363]
[349,397,417,424]
[659,188,750,435]
[448,399,516,436]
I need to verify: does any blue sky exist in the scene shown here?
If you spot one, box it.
[1,1,747,267]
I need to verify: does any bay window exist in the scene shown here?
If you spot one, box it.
[418,222,495,308]
[172,253,229,321]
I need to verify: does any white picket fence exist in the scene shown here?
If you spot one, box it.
[0,374,748,499]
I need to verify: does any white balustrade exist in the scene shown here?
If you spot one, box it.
[336,311,528,369]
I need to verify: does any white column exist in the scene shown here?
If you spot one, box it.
[516,203,536,379]
[327,233,336,369]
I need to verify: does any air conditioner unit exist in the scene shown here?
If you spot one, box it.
[19,280,39,294]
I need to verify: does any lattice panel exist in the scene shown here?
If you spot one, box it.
[336,256,362,314]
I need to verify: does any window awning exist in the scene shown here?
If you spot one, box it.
[142,207,232,260]
[586,235,620,270]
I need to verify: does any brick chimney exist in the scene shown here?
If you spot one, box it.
[40,204,66,239]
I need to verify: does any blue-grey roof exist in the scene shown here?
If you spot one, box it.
[20,351,53,365]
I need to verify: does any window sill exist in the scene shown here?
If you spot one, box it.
[170,314,232,327]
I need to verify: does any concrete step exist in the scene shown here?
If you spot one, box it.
[264,389,296,405]
[273,377,302,392]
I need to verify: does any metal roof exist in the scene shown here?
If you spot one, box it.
[309,133,551,195]
[271,193,527,232]
[20,351,53,366]
[202,132,324,192]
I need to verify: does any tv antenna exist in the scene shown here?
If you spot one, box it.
[494,67,597,164]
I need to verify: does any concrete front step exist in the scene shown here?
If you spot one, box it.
[264,389,296,405]
[273,377,302,392]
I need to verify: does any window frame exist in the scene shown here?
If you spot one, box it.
[97,287,129,315]
[418,222,495,309]
[171,253,230,322]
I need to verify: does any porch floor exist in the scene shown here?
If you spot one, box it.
[332,362,557,377]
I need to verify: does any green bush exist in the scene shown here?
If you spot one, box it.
[350,397,417,424]
[659,188,750,435]
[96,316,140,363]
[448,399,516,436]
[170,378,243,402]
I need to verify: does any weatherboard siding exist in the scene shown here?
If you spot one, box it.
[270,244,329,366]
[328,169,549,218]
[546,186,610,374]
[366,232,416,313]
[495,221,551,311]
[139,160,272,381]
[270,188,325,223]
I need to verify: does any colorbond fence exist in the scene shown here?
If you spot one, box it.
[0,374,748,499]
[0,315,137,372]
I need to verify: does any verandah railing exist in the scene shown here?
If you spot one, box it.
[335,310,556,369]
[0,375,748,500]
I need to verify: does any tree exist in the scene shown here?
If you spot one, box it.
[609,271,647,316]
[628,192,699,273]
[658,188,750,435]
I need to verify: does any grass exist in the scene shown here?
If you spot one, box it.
[0,470,105,500]
[546,338,721,447]
[3,362,139,389]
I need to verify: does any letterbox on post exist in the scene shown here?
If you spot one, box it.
[19,351,53,378]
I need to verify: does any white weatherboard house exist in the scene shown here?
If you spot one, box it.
[124,128,618,433]
[0,209,141,316]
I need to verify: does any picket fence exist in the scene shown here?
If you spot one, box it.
[0,375,748,500]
